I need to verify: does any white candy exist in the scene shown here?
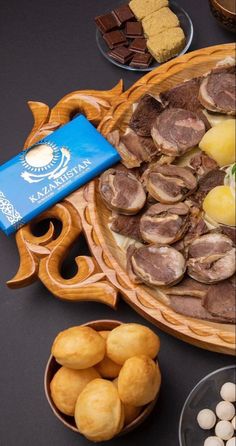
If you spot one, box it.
[216,401,236,421]
[204,436,224,446]
[197,409,216,429]
[232,416,236,430]
[220,383,236,402]
[226,438,236,446]
[215,420,234,440]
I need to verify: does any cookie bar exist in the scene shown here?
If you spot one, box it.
[142,7,179,37]
[147,27,185,63]
[129,0,168,20]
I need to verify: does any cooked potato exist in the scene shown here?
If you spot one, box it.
[203,185,236,226]
[199,119,236,167]
[50,366,100,416]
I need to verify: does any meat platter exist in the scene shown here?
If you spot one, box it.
[9,43,235,355]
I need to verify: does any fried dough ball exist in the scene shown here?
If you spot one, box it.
[50,366,100,416]
[96,330,122,378]
[106,323,160,365]
[118,355,161,407]
[113,378,142,425]
[75,379,124,441]
[51,326,106,369]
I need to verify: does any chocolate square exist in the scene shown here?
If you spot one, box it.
[125,21,143,38]
[130,52,153,68]
[113,5,135,24]
[129,38,147,53]
[103,30,127,49]
[95,13,119,34]
[109,46,134,64]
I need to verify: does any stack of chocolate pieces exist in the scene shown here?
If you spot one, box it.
[95,4,153,69]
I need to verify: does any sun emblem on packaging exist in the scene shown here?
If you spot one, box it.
[20,142,71,183]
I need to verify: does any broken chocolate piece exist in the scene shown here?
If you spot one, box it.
[125,21,143,38]
[130,52,153,68]
[109,46,133,64]
[130,38,147,53]
[103,30,127,49]
[95,13,119,34]
[113,4,135,24]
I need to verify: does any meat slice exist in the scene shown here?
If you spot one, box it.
[128,244,186,286]
[194,168,226,204]
[220,225,236,245]
[203,276,236,323]
[187,233,236,284]
[160,77,211,129]
[129,94,164,137]
[145,164,197,203]
[99,168,146,215]
[199,70,236,115]
[164,275,209,297]
[140,202,189,245]
[189,152,218,177]
[169,294,230,323]
[107,128,160,168]
[151,108,206,157]
[111,212,142,241]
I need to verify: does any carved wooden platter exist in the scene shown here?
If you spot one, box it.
[8,43,235,355]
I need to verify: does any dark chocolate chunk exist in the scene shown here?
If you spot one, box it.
[103,30,127,49]
[125,21,143,38]
[109,46,134,64]
[95,13,119,34]
[129,38,147,53]
[130,52,153,68]
[113,4,135,24]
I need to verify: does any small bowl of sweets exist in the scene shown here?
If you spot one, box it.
[95,0,193,71]
[44,319,161,442]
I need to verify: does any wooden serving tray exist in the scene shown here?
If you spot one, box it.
[7,43,235,355]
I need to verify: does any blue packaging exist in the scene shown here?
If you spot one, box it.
[0,115,121,235]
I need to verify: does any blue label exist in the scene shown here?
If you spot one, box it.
[0,115,121,235]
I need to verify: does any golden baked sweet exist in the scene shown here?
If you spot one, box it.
[51,326,106,369]
[129,0,168,20]
[106,323,160,365]
[147,27,185,63]
[50,366,100,416]
[118,355,161,406]
[142,7,179,37]
[113,378,142,425]
[96,329,122,378]
[74,378,124,441]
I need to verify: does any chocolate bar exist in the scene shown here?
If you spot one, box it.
[109,46,134,64]
[113,4,135,24]
[130,52,153,68]
[95,13,119,34]
[0,116,120,235]
[129,38,147,53]
[103,30,127,49]
[125,21,143,38]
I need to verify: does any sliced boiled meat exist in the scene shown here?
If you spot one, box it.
[145,164,197,204]
[128,244,186,286]
[199,70,236,115]
[169,294,230,323]
[203,275,236,324]
[220,225,236,245]
[187,233,236,284]
[151,108,206,157]
[129,94,164,137]
[111,212,142,241]
[189,152,218,177]
[140,202,189,245]
[164,275,209,297]
[160,77,211,129]
[99,168,146,215]
[194,168,226,203]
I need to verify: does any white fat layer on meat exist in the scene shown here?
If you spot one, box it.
[202,109,231,127]
[216,56,236,67]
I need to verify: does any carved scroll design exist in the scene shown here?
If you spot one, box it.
[7,82,124,308]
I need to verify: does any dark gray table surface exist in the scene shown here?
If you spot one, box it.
[0,1,234,445]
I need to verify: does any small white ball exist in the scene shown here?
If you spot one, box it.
[232,416,236,430]
[226,438,236,446]
[215,420,234,440]
[204,436,224,446]
[197,408,216,429]
[220,383,236,402]
[216,401,236,421]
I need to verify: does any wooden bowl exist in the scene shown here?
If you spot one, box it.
[209,0,236,32]
[44,319,160,437]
